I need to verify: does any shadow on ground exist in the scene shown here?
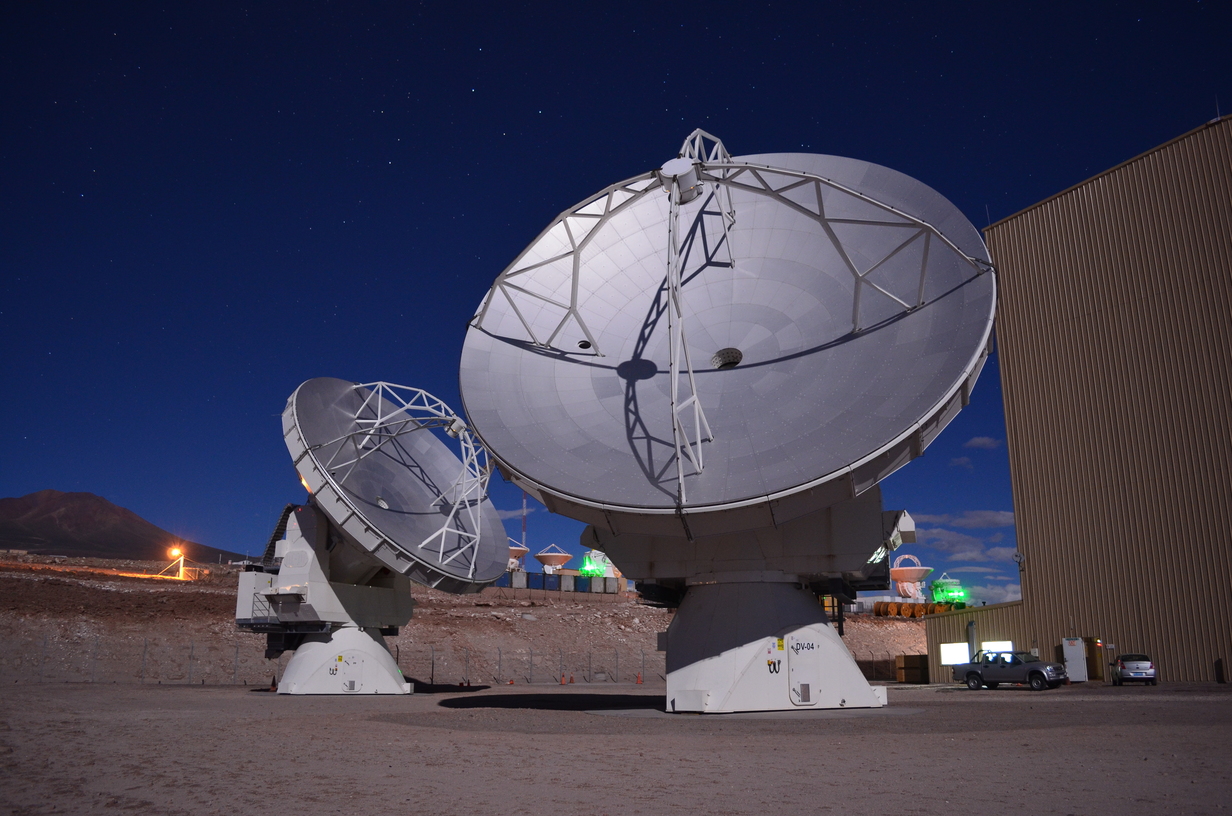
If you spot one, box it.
[410,679,491,694]
[439,693,667,711]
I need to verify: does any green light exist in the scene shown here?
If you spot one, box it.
[931,576,967,604]
[579,553,606,577]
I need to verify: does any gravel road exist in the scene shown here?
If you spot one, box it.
[2,681,1229,815]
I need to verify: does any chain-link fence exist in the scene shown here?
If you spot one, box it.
[400,645,666,687]
[0,630,667,688]
[0,630,279,686]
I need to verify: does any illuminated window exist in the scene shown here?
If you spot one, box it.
[939,642,970,665]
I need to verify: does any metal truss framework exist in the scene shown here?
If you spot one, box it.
[695,151,992,333]
[664,166,714,504]
[470,131,992,504]
[316,382,492,579]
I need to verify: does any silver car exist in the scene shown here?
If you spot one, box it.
[953,650,1067,691]
[1111,653,1158,685]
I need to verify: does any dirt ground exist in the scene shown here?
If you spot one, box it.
[0,554,924,687]
[2,681,1230,815]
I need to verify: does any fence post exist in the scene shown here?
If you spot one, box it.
[140,638,147,684]
[187,641,195,684]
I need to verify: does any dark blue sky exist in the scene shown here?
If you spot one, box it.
[3,3,1227,601]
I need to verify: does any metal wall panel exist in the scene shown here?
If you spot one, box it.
[984,116,1232,683]
[924,602,1029,685]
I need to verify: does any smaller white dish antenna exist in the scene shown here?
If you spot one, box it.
[236,378,505,694]
[890,553,934,601]
[533,543,572,573]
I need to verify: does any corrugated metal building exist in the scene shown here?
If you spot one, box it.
[924,602,1030,681]
[930,116,1231,684]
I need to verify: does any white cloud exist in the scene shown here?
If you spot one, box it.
[916,528,983,548]
[915,527,991,561]
[950,510,1015,529]
[915,530,1019,563]
[949,456,974,470]
[965,583,1022,604]
[963,436,1002,450]
[987,532,1005,543]
[910,511,1015,529]
[495,507,535,520]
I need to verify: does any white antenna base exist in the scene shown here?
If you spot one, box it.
[665,581,885,713]
[279,625,412,695]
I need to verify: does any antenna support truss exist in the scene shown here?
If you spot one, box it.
[315,382,492,579]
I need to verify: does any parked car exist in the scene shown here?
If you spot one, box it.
[952,650,1067,690]
[1111,654,1157,685]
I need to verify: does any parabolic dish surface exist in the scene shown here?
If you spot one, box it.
[460,151,995,514]
[285,377,506,589]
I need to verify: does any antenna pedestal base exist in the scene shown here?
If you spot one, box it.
[279,625,411,695]
[665,581,884,713]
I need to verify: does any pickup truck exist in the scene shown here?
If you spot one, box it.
[952,650,1067,690]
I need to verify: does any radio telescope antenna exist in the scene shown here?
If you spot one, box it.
[460,131,995,712]
[236,378,506,694]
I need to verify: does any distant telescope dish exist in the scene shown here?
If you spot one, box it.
[236,378,505,695]
[459,130,995,713]
[533,543,572,572]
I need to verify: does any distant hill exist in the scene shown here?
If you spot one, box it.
[0,489,243,563]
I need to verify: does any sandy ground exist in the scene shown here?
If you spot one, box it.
[2,681,1230,815]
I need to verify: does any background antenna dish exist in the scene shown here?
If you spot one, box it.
[533,543,572,572]
[236,377,505,694]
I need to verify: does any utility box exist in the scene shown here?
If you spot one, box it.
[1062,637,1088,682]
[895,654,929,684]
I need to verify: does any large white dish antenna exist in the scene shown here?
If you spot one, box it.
[458,131,995,712]
[285,377,507,592]
[460,132,994,538]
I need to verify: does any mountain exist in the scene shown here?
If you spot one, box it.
[0,489,244,562]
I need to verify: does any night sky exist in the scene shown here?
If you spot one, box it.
[3,3,1228,603]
